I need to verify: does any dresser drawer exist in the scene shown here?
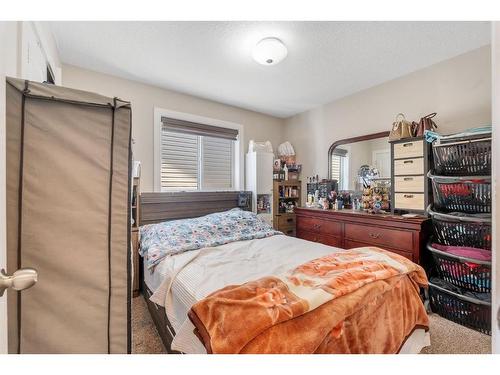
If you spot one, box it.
[394,176,425,192]
[281,228,296,237]
[297,230,342,247]
[344,223,414,251]
[344,239,414,262]
[394,140,423,159]
[394,193,425,211]
[296,216,342,236]
[277,215,296,228]
[394,157,424,175]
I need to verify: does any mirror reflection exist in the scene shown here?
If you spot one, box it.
[330,136,391,193]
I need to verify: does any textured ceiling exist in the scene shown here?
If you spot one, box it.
[49,21,490,118]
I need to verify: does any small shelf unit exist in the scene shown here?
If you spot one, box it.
[273,180,302,237]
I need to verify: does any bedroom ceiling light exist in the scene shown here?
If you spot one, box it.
[252,37,287,66]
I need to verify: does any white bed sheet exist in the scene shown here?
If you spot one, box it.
[143,234,430,354]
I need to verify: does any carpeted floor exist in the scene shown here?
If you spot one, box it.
[420,313,491,354]
[132,296,167,354]
[132,295,491,354]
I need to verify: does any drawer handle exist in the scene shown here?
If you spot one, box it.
[369,233,381,239]
[403,160,413,164]
[403,194,414,198]
[286,229,294,234]
[287,218,294,223]
[403,177,413,181]
[403,143,413,147]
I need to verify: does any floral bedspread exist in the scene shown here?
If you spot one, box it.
[139,208,281,269]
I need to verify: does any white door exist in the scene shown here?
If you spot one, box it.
[492,22,500,354]
[1,21,59,354]
[21,23,48,83]
[0,21,17,355]
[0,21,44,354]
[0,50,8,356]
[372,149,391,178]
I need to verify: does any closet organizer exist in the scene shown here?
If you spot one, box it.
[6,78,132,353]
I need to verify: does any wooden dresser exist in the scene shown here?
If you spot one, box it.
[295,207,430,264]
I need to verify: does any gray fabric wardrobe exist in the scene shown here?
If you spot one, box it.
[6,78,132,353]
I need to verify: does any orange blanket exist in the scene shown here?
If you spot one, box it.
[188,247,429,354]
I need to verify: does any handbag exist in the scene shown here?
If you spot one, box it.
[389,113,415,141]
[412,112,437,137]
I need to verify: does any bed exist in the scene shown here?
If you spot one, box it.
[139,191,430,354]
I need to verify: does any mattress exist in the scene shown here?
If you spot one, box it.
[143,234,430,354]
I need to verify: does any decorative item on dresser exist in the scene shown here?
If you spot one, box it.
[390,136,433,214]
[272,180,302,236]
[295,207,430,264]
[131,176,140,297]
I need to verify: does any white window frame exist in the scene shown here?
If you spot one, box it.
[154,107,244,192]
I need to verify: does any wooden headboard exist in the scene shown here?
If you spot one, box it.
[139,191,252,226]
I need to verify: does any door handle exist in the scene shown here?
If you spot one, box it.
[0,268,38,297]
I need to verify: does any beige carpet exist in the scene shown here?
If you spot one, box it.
[132,296,491,354]
[420,313,491,354]
[132,296,167,354]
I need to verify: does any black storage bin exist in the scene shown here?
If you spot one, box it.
[429,282,491,335]
[427,207,491,250]
[428,172,491,214]
[432,137,491,176]
[427,243,491,293]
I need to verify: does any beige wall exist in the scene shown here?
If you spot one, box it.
[62,46,491,196]
[284,46,492,199]
[62,64,286,192]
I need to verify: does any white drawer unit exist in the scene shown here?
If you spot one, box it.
[394,157,424,175]
[393,140,424,159]
[394,176,425,192]
[390,136,432,213]
[394,193,425,211]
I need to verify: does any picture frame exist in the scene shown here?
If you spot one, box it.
[273,159,281,171]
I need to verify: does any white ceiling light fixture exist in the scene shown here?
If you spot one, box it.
[252,37,288,66]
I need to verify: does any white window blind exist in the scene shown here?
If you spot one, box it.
[160,118,237,191]
[161,130,199,190]
[202,136,234,190]
[331,148,348,190]
[331,155,342,183]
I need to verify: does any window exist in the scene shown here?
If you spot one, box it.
[330,148,348,190]
[159,115,238,191]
